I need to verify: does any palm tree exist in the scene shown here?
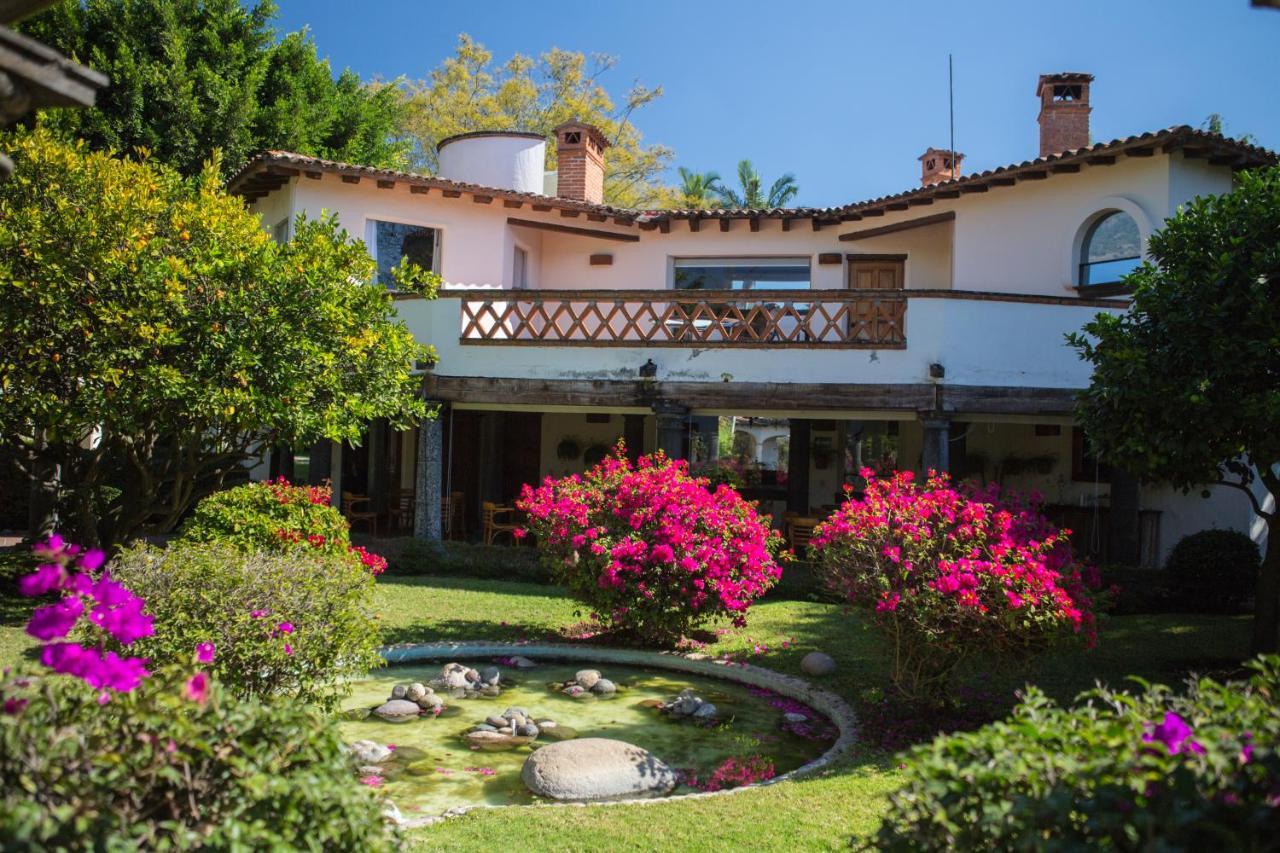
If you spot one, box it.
[676,167,723,209]
[715,159,799,209]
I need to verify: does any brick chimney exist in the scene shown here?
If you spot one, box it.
[553,121,610,204]
[918,147,964,186]
[1037,73,1093,157]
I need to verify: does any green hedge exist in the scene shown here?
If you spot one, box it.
[868,655,1280,850]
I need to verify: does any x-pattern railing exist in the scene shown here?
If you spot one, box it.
[457,289,907,348]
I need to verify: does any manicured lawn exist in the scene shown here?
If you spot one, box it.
[364,576,1251,851]
[0,570,1253,850]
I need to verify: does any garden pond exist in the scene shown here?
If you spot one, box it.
[339,660,837,818]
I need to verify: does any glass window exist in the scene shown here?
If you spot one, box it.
[1079,211,1140,286]
[673,257,811,291]
[271,218,289,244]
[372,220,440,288]
[513,246,528,289]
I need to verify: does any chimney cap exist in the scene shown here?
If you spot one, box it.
[553,120,611,151]
[1036,72,1094,97]
[918,146,964,162]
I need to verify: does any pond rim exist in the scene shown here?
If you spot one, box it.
[377,641,858,827]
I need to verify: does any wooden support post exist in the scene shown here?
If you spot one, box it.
[787,418,812,513]
[414,407,444,541]
[623,413,646,460]
[1108,467,1141,566]
[653,402,688,460]
[920,416,951,475]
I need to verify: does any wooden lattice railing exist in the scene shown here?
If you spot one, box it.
[456,289,908,348]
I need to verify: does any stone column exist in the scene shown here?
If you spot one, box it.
[920,416,951,476]
[414,410,444,541]
[652,402,688,460]
[786,418,811,512]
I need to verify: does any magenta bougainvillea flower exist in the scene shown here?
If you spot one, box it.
[195,642,216,664]
[183,671,211,705]
[1143,712,1206,756]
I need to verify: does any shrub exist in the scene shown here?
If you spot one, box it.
[1166,529,1260,612]
[867,656,1280,851]
[3,534,395,850]
[0,669,396,850]
[811,469,1097,703]
[518,446,784,645]
[105,540,383,708]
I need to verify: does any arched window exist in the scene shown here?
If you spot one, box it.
[1079,211,1141,286]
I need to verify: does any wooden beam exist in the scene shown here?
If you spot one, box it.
[303,170,322,180]
[1086,154,1117,165]
[933,190,960,198]
[376,179,396,189]
[688,216,701,232]
[503,199,523,208]
[658,219,670,234]
[781,218,791,232]
[811,218,823,231]
[1018,170,1049,180]
[410,185,430,195]
[472,194,493,204]
[749,217,760,232]
[719,218,731,232]
[886,202,909,211]
[817,253,842,265]
[1050,163,1081,173]
[989,177,1018,186]
[560,209,581,217]
[1125,147,1155,157]
[959,184,989,193]
[846,253,908,262]
[506,217,640,242]
[267,166,300,177]
[839,210,956,242]
[907,196,935,206]
[442,189,462,198]
[589,253,613,266]
[341,175,360,184]
[587,213,608,222]
[531,203,553,212]
[862,207,887,216]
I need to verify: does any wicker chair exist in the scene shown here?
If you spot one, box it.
[342,491,378,536]
[481,501,519,545]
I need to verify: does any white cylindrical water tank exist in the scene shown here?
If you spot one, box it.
[436,131,547,194]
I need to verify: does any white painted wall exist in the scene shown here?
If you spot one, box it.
[437,134,546,194]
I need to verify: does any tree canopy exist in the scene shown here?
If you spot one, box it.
[675,168,723,209]
[393,35,672,208]
[0,130,431,546]
[22,0,408,177]
[1070,166,1280,652]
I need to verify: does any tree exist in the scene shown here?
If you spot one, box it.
[715,159,799,209]
[1069,166,1280,653]
[21,1,408,177]
[675,168,723,209]
[394,35,672,208]
[0,130,432,546]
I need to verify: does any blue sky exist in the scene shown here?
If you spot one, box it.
[272,0,1280,207]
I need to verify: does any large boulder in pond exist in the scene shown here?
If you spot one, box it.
[372,699,421,723]
[520,738,677,801]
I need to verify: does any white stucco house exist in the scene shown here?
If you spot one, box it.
[229,72,1275,567]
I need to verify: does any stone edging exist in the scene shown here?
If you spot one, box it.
[377,641,858,827]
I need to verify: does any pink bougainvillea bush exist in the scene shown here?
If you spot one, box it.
[811,469,1098,702]
[517,446,784,646]
[1,536,395,850]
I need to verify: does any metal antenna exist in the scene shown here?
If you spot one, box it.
[949,54,956,180]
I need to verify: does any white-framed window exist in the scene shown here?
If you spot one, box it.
[671,257,811,290]
[513,245,529,289]
[1078,211,1141,286]
[367,219,441,289]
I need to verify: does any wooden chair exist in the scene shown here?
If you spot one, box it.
[785,514,821,556]
[442,491,466,541]
[386,488,415,533]
[342,491,378,536]
[481,501,519,545]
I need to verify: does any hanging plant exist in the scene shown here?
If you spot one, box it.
[556,437,583,461]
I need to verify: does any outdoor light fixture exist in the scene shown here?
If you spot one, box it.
[929,362,945,380]
[638,358,657,379]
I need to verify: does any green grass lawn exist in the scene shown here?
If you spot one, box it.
[0,571,1253,851]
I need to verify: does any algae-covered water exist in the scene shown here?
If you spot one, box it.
[338,660,835,818]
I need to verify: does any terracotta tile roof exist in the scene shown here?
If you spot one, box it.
[228,126,1275,230]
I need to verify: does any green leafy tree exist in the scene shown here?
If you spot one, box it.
[0,130,433,546]
[22,0,408,177]
[675,167,723,209]
[394,34,672,208]
[1070,166,1280,653]
[715,159,800,209]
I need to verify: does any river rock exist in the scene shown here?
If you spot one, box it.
[349,739,392,765]
[486,715,509,728]
[480,666,500,684]
[540,723,578,741]
[591,678,616,695]
[784,711,808,723]
[417,693,445,711]
[439,663,475,690]
[575,669,601,689]
[800,651,837,677]
[519,723,540,738]
[472,723,498,733]
[562,684,587,697]
[390,684,409,700]
[521,738,677,801]
[692,702,718,720]
[465,730,535,750]
[405,682,429,702]
[509,655,537,669]
[372,699,422,722]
